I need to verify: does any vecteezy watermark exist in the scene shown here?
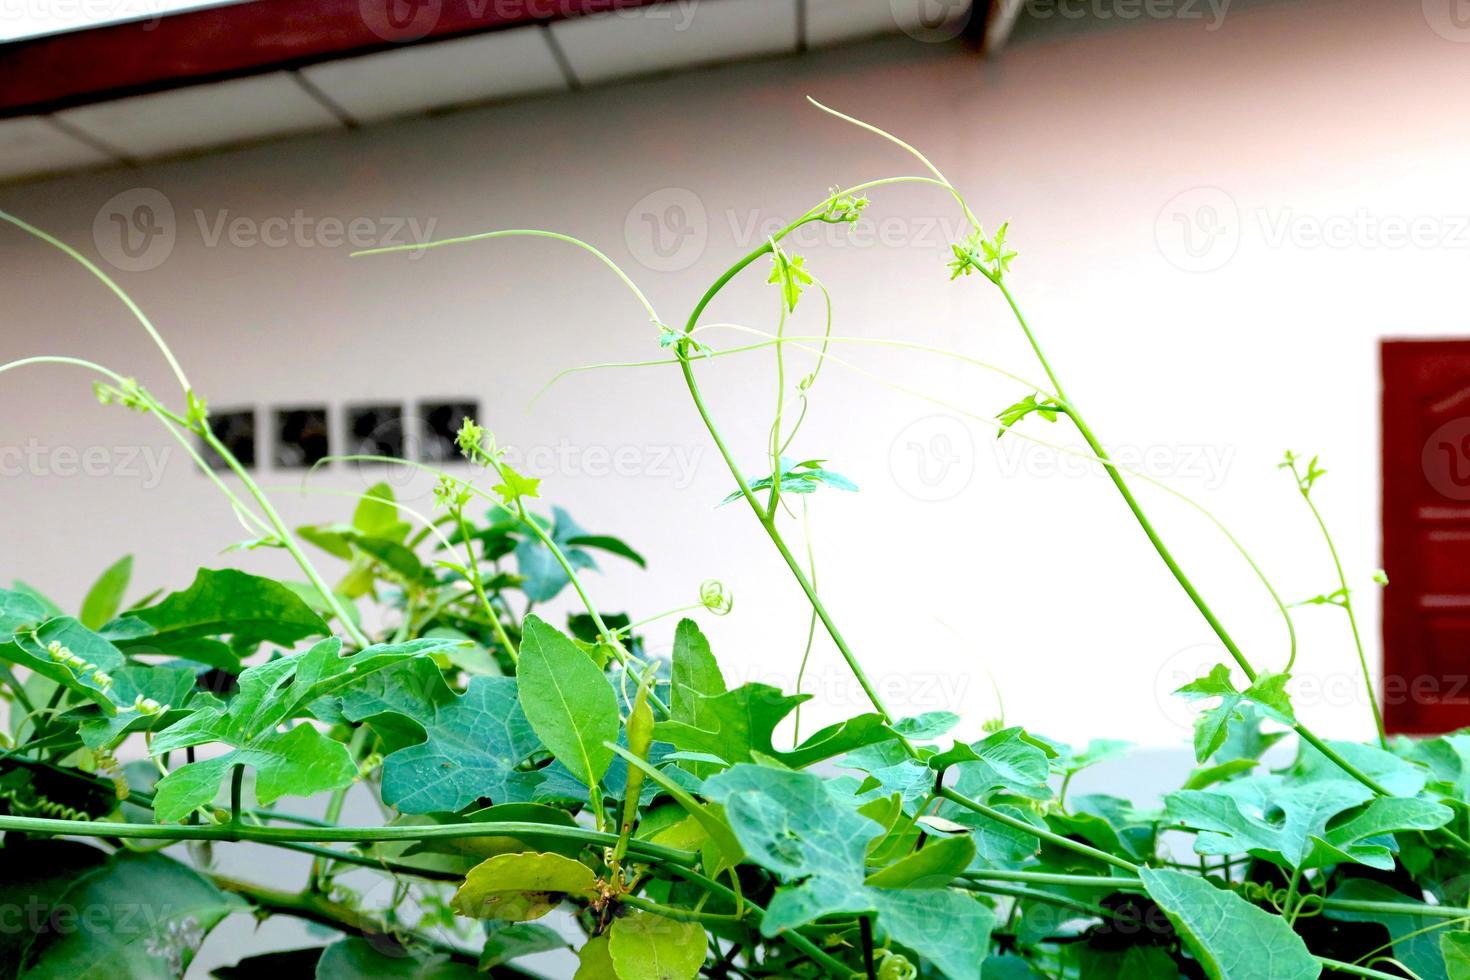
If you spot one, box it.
[993,439,1236,489]
[1422,416,1470,502]
[893,0,975,43]
[1257,209,1470,251]
[624,187,709,273]
[358,0,701,43]
[93,188,175,273]
[1153,642,1470,737]
[718,663,974,714]
[1422,0,1470,42]
[359,0,443,42]
[623,187,968,273]
[1157,187,1470,272]
[889,415,977,502]
[0,440,171,489]
[498,440,704,490]
[0,0,174,33]
[1026,0,1231,30]
[1155,187,1241,273]
[194,210,439,255]
[92,188,440,272]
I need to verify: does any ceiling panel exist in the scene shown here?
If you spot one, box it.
[551,0,799,86]
[807,0,910,46]
[0,117,114,179]
[301,26,570,125]
[55,72,343,160]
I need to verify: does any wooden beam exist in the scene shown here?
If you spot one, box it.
[0,0,668,118]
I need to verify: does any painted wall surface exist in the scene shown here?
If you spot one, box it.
[2,0,1468,759]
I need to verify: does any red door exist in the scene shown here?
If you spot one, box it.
[1382,340,1470,734]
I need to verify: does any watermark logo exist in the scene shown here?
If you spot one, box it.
[889,415,975,502]
[993,439,1235,489]
[359,0,442,42]
[193,209,439,254]
[1423,0,1470,42]
[1155,186,1240,273]
[1153,643,1228,734]
[0,440,172,489]
[624,187,708,273]
[93,188,175,273]
[91,190,440,271]
[894,0,974,42]
[1157,191,1470,273]
[499,439,704,490]
[1422,416,1470,501]
[1028,0,1231,30]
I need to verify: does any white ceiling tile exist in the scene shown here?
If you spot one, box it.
[0,117,114,180]
[806,0,906,45]
[808,0,974,47]
[301,27,569,125]
[55,73,343,160]
[551,0,798,86]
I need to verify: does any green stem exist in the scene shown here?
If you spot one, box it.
[199,424,369,647]
[938,787,1138,873]
[792,498,820,746]
[311,727,367,888]
[0,814,697,865]
[0,211,192,393]
[962,870,1143,889]
[1318,898,1470,920]
[465,450,670,716]
[1290,471,1387,746]
[966,882,1112,921]
[676,302,899,729]
[662,864,855,977]
[210,875,540,975]
[988,278,1394,799]
[1282,863,1304,924]
[267,839,461,882]
[228,764,244,824]
[1314,957,1412,980]
[454,508,519,663]
[620,894,743,926]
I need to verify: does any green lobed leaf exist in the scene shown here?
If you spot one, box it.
[655,681,894,770]
[1175,665,1295,763]
[1138,867,1319,980]
[0,840,110,978]
[1166,775,1375,869]
[1324,879,1453,980]
[932,726,1051,803]
[20,852,244,979]
[313,938,480,979]
[706,764,993,980]
[150,637,457,821]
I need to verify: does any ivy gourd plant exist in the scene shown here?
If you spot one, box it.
[0,100,1465,980]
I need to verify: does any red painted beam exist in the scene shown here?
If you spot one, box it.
[0,0,668,118]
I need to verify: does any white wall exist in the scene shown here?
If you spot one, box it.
[2,0,1466,750]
